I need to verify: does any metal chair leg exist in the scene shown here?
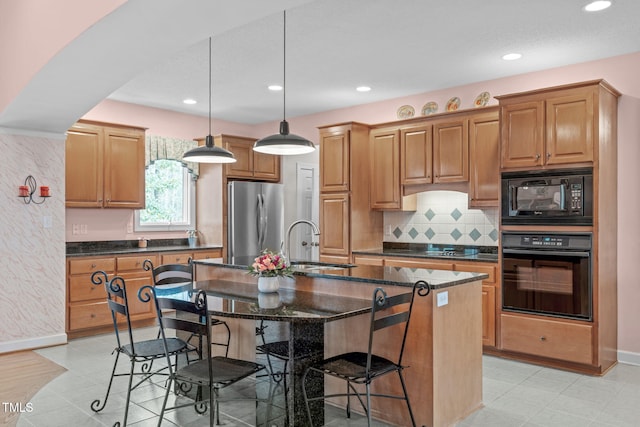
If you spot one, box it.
[90,350,121,412]
[120,357,136,426]
[158,377,174,427]
[398,370,417,427]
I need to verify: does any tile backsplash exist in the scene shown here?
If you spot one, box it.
[384,191,498,246]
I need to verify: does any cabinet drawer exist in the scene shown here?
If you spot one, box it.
[501,314,593,365]
[192,249,223,260]
[69,275,108,302]
[117,255,152,272]
[68,301,112,331]
[68,257,115,275]
[353,255,384,266]
[161,253,193,264]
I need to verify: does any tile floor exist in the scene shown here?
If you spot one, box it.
[15,327,640,426]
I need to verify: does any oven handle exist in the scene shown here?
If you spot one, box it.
[503,248,591,257]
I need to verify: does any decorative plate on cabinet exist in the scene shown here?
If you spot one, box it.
[473,91,491,107]
[446,97,461,111]
[421,102,438,115]
[397,105,415,119]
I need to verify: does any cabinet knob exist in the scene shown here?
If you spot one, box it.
[547,152,551,159]
[540,336,547,341]
[91,263,96,268]
[535,154,541,160]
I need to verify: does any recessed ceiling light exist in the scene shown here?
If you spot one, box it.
[183,98,197,105]
[502,53,522,61]
[268,84,283,91]
[356,86,371,92]
[584,1,612,12]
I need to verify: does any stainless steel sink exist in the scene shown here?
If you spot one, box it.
[290,261,356,271]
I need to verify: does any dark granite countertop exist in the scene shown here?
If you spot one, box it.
[353,242,498,263]
[193,259,489,291]
[155,280,374,323]
[66,239,222,257]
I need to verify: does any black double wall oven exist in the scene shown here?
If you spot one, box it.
[501,168,593,321]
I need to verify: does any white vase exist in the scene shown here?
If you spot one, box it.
[258,276,280,293]
[258,292,281,309]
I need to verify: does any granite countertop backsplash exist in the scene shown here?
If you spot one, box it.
[353,242,498,262]
[66,239,223,257]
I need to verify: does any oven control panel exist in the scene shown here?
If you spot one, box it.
[523,235,568,247]
[502,232,592,251]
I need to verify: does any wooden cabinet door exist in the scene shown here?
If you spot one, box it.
[119,274,154,317]
[319,193,349,256]
[103,126,145,208]
[469,112,500,207]
[253,151,281,181]
[223,138,254,178]
[370,128,401,209]
[320,130,350,192]
[433,118,469,183]
[500,101,545,169]
[545,92,594,165]
[481,285,496,347]
[65,123,104,207]
[401,124,432,185]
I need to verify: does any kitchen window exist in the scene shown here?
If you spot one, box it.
[134,159,196,232]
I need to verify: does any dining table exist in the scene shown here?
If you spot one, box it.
[154,278,377,427]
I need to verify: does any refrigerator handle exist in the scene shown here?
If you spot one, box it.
[256,194,262,248]
[257,193,266,248]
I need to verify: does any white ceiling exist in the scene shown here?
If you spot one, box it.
[4,0,640,132]
[107,0,640,125]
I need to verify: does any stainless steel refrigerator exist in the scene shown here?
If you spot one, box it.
[227,181,284,266]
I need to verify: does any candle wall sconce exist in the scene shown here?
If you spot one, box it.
[18,175,50,204]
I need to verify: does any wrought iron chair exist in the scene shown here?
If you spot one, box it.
[140,286,267,426]
[89,271,198,427]
[302,280,430,427]
[143,259,231,357]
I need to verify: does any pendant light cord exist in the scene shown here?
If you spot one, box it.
[282,10,287,121]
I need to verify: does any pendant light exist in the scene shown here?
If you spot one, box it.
[253,10,315,155]
[183,37,236,163]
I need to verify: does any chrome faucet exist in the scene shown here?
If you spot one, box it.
[284,220,320,264]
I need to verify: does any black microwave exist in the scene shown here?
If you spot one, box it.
[501,168,593,225]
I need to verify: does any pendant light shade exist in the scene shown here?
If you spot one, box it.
[182,135,236,163]
[253,10,315,156]
[183,38,236,164]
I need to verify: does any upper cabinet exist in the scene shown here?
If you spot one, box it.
[370,108,497,209]
[217,134,280,181]
[498,80,618,171]
[432,117,469,183]
[66,120,146,208]
[319,127,351,192]
[401,124,432,185]
[468,110,500,207]
[370,127,401,209]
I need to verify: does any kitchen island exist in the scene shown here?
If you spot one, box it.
[193,260,487,427]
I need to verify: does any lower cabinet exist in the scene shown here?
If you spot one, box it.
[66,248,222,338]
[360,255,498,348]
[501,313,593,365]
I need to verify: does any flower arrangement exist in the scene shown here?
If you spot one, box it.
[248,249,293,278]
